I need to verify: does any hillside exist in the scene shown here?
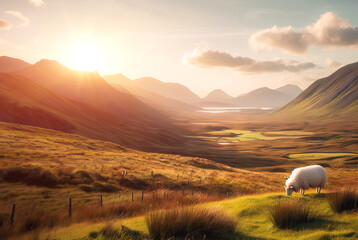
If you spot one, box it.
[15,192,358,240]
[202,89,233,103]
[275,62,358,118]
[16,60,160,121]
[0,56,31,72]
[0,73,185,151]
[105,74,198,112]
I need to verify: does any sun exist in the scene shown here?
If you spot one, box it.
[67,41,105,72]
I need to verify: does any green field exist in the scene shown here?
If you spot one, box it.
[16,192,357,240]
[288,153,358,160]
[196,129,314,143]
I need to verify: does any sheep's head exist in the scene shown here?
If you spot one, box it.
[285,185,295,196]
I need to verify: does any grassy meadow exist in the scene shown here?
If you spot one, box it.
[11,192,358,240]
[1,112,358,239]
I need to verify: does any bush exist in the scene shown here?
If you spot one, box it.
[328,188,358,213]
[269,200,314,229]
[1,167,59,187]
[145,206,237,239]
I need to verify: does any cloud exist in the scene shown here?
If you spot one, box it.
[250,12,358,54]
[325,58,341,68]
[0,19,11,29]
[6,11,29,27]
[29,0,45,7]
[184,48,316,74]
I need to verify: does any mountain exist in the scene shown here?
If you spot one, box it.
[16,59,169,122]
[202,89,233,102]
[130,77,200,104]
[231,87,292,107]
[275,84,303,98]
[0,56,31,72]
[104,74,198,112]
[275,62,358,118]
[0,72,185,151]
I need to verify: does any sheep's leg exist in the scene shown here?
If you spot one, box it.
[316,187,321,194]
[301,189,305,195]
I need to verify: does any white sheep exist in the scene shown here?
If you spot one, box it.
[285,165,327,196]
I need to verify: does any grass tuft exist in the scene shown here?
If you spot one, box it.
[269,199,314,229]
[327,188,358,213]
[145,205,237,239]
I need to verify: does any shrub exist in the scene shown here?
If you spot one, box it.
[17,207,60,233]
[328,188,358,213]
[269,200,314,229]
[145,206,237,239]
[100,222,119,239]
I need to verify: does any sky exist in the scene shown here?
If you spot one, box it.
[1,0,358,97]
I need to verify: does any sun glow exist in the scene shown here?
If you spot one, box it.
[66,41,106,72]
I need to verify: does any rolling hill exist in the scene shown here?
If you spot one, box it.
[275,62,358,118]
[0,72,185,151]
[104,74,198,112]
[0,56,31,72]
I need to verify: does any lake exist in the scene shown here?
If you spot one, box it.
[197,107,274,113]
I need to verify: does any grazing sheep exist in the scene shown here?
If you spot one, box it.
[285,165,327,196]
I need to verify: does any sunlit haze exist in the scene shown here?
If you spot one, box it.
[1,0,358,96]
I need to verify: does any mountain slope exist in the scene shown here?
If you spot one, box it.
[0,72,185,151]
[16,60,158,121]
[275,62,358,118]
[104,74,198,112]
[202,89,233,102]
[0,56,31,72]
[231,87,292,107]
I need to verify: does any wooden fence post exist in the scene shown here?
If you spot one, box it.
[132,192,134,202]
[100,195,103,207]
[151,171,153,177]
[141,191,144,201]
[68,198,72,218]
[10,204,15,227]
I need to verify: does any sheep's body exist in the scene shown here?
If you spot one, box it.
[285,165,327,196]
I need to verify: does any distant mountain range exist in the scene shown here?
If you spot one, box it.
[198,84,303,108]
[104,74,198,112]
[0,56,31,72]
[105,74,201,104]
[0,57,186,151]
[275,62,358,118]
[105,74,303,108]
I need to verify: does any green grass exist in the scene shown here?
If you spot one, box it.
[21,192,358,240]
[195,129,313,143]
[288,153,358,160]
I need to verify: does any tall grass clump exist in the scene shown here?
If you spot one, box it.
[269,200,314,229]
[328,188,358,213]
[145,205,237,239]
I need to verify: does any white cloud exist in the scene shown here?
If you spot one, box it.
[29,0,45,7]
[5,11,29,27]
[250,12,358,54]
[325,58,341,68]
[0,19,11,29]
[184,48,316,74]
